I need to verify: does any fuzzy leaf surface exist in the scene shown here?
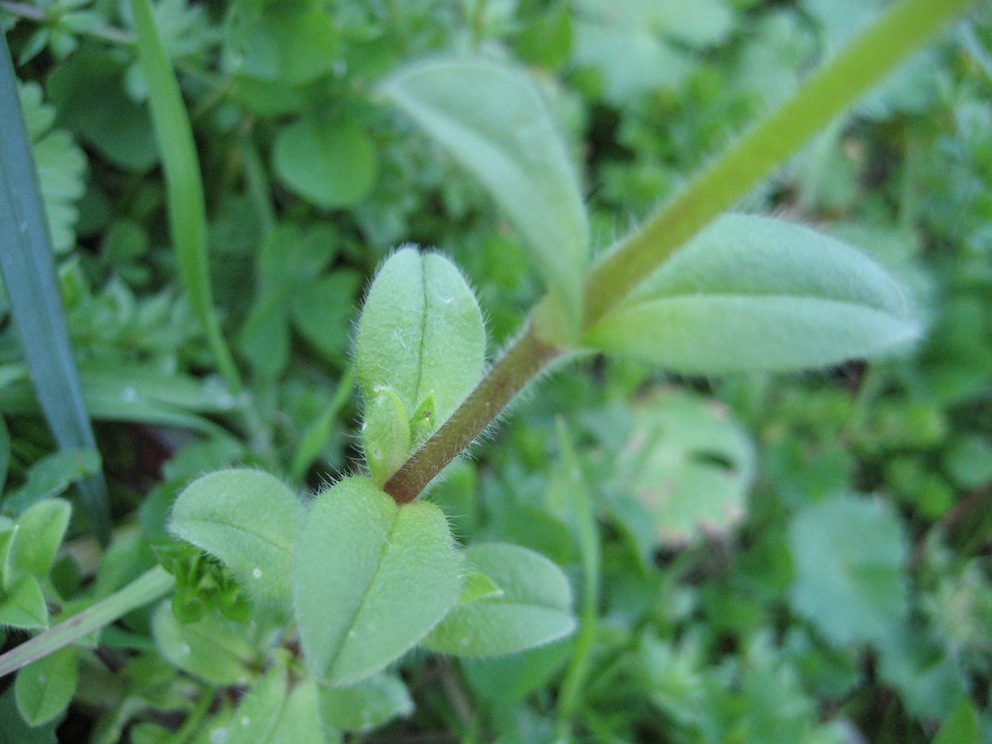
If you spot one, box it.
[355,247,485,426]
[422,543,575,657]
[381,58,588,337]
[319,673,414,733]
[293,477,461,686]
[169,469,301,607]
[584,214,919,373]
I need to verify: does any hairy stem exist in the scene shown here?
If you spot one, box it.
[387,0,976,504]
[581,0,977,326]
[383,324,562,503]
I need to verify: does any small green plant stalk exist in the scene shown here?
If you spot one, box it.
[383,0,976,506]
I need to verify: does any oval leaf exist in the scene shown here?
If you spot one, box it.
[273,117,377,208]
[421,543,576,657]
[380,58,588,338]
[14,646,78,726]
[362,386,412,488]
[293,477,461,686]
[224,666,288,744]
[584,214,920,374]
[169,470,301,608]
[355,247,485,426]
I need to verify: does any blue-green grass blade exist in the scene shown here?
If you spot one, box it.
[129,0,242,395]
[0,34,111,544]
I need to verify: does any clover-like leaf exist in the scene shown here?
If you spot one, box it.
[169,469,302,608]
[381,58,588,339]
[8,498,72,582]
[0,576,48,629]
[421,543,576,657]
[584,214,920,374]
[355,247,485,427]
[789,494,909,647]
[293,477,461,686]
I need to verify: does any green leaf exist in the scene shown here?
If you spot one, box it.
[18,82,86,255]
[151,602,258,685]
[273,117,377,209]
[239,293,290,378]
[8,499,72,581]
[380,58,588,339]
[290,270,362,363]
[932,697,980,744]
[614,390,755,549]
[0,576,48,630]
[293,477,461,686]
[0,684,58,744]
[0,35,111,544]
[584,214,919,374]
[3,451,97,515]
[14,646,78,727]
[319,673,414,733]
[421,543,576,657]
[0,417,8,494]
[789,495,909,648]
[224,3,338,85]
[224,666,288,744]
[169,470,302,608]
[361,387,412,488]
[47,47,158,172]
[131,0,242,393]
[355,247,485,426]
[269,678,341,744]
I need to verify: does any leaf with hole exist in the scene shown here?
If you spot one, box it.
[381,58,588,339]
[355,247,485,428]
[293,477,461,686]
[584,214,920,374]
[421,543,576,657]
[169,469,301,608]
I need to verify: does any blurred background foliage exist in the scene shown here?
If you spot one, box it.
[0,0,991,741]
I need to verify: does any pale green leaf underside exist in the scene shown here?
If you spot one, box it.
[224,666,288,744]
[422,543,576,657]
[293,477,461,686]
[381,58,589,336]
[585,213,919,373]
[151,601,258,685]
[319,673,414,733]
[355,247,485,425]
[170,469,302,607]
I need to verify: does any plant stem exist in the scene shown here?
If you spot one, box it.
[0,566,174,678]
[580,0,978,327]
[386,0,977,506]
[383,324,562,503]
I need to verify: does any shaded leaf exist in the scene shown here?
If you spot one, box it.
[151,602,258,685]
[293,477,461,686]
[0,576,48,630]
[8,499,72,580]
[224,666,288,744]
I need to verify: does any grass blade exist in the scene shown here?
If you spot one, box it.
[129,0,242,395]
[0,34,111,544]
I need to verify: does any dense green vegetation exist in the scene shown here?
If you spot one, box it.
[0,0,990,742]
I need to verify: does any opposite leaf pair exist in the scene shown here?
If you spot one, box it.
[169,470,575,689]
